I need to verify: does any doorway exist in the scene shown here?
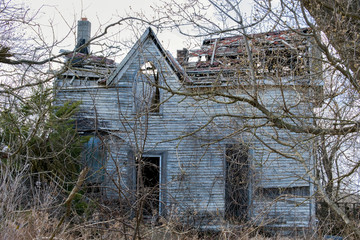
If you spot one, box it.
[225,144,249,221]
[138,155,161,216]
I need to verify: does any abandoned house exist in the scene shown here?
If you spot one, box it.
[55,18,321,233]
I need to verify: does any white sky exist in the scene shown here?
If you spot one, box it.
[16,0,257,62]
[18,0,190,59]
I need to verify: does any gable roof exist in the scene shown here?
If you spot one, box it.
[107,27,190,85]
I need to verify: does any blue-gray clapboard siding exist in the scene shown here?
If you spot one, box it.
[55,37,315,229]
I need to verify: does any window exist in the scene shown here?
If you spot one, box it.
[257,186,310,200]
[225,144,249,221]
[134,62,161,113]
[83,136,106,193]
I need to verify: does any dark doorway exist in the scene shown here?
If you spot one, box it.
[139,156,160,216]
[225,145,249,221]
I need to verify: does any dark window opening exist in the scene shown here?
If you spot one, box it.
[137,62,161,113]
[225,144,249,222]
[150,72,160,113]
[138,156,160,216]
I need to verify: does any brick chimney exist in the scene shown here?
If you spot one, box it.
[76,18,91,54]
[177,48,189,65]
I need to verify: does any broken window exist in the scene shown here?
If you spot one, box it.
[134,62,161,113]
[225,144,249,221]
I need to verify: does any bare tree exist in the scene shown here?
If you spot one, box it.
[300,0,360,87]
[148,0,360,237]
[3,0,360,238]
[0,1,162,239]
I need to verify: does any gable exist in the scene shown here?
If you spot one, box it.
[107,28,187,85]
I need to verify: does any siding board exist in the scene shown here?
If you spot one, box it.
[54,28,316,231]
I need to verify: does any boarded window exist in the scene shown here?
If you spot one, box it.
[225,144,249,221]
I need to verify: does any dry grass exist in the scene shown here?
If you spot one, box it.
[0,165,337,239]
[1,209,312,240]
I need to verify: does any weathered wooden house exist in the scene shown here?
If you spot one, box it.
[55,19,321,233]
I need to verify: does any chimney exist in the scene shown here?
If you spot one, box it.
[177,48,189,65]
[76,18,91,54]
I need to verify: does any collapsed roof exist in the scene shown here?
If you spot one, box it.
[177,29,313,85]
[64,20,315,87]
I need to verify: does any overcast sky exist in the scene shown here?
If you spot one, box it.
[16,0,256,62]
[18,0,188,59]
